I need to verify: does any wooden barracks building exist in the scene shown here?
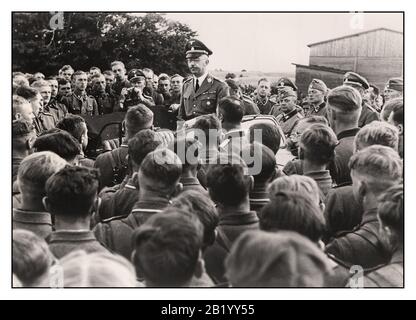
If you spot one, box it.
[293,28,403,95]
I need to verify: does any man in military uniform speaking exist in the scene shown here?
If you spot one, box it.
[178,39,229,122]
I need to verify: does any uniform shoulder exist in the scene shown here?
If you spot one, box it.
[183,77,193,84]
[101,214,129,224]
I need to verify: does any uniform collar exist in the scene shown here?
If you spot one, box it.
[219,210,259,225]
[180,177,202,186]
[194,72,209,86]
[13,208,52,225]
[48,230,96,242]
[337,128,360,140]
[312,101,326,113]
[282,108,298,121]
[73,89,87,100]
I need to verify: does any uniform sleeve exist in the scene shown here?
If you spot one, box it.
[93,222,112,249]
[325,235,355,264]
[178,85,186,121]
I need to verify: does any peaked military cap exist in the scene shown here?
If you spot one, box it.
[343,72,370,90]
[385,77,403,92]
[277,77,298,91]
[309,79,328,93]
[185,39,213,58]
[127,69,145,82]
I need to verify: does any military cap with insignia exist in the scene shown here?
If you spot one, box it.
[277,77,298,91]
[127,69,145,82]
[343,72,370,90]
[308,79,328,93]
[185,39,213,58]
[385,77,403,92]
[279,87,297,99]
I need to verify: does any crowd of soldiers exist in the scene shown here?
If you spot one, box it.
[12,38,404,288]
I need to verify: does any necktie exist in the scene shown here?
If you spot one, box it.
[195,79,199,92]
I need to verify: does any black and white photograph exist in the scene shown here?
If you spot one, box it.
[3,2,413,302]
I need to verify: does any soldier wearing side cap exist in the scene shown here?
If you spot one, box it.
[343,72,379,128]
[178,39,229,122]
[383,77,403,103]
[305,79,328,118]
[273,87,304,137]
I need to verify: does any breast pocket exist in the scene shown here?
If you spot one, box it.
[200,95,216,113]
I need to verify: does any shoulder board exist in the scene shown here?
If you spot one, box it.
[101,214,129,223]
[366,104,377,113]
[362,262,389,274]
[333,182,352,189]
[327,253,354,269]
[210,75,226,84]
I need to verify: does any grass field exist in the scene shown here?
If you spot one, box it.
[210,70,295,86]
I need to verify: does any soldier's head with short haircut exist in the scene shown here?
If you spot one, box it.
[355,121,399,152]
[257,78,271,98]
[13,95,34,123]
[128,129,162,171]
[44,166,100,219]
[171,136,201,173]
[111,61,126,80]
[56,115,89,149]
[377,184,403,245]
[33,131,81,164]
[248,122,281,154]
[268,175,321,206]
[389,100,404,128]
[31,80,52,105]
[206,154,251,208]
[17,151,67,199]
[218,96,244,125]
[299,123,338,166]
[381,97,402,122]
[327,85,362,132]
[132,209,204,287]
[13,120,36,154]
[260,191,325,243]
[349,145,402,199]
[13,229,55,287]
[124,104,154,139]
[138,148,182,196]
[241,142,276,183]
[192,114,222,148]
[225,230,331,287]
[171,190,219,249]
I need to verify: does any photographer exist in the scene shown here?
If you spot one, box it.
[119,69,155,110]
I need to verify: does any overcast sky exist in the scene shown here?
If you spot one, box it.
[165,13,403,73]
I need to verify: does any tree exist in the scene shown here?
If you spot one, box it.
[12,13,198,76]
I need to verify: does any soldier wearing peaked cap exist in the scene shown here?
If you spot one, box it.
[269,77,298,110]
[119,69,155,110]
[305,79,328,118]
[384,77,403,102]
[343,72,379,127]
[276,77,298,92]
[274,87,303,137]
[178,39,229,123]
